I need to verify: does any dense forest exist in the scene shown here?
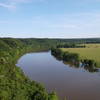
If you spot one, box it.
[0,38,59,100]
[0,37,100,100]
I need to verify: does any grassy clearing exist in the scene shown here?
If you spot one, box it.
[60,44,100,67]
[84,43,100,48]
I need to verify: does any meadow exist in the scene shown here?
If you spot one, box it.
[61,44,100,67]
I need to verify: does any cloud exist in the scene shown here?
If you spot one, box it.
[0,0,33,10]
[0,2,16,9]
[0,0,46,10]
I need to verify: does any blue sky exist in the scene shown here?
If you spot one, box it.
[0,0,100,38]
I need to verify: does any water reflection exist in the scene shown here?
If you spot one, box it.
[53,55,99,73]
[17,51,100,100]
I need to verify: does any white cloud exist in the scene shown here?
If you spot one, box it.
[0,2,16,9]
[0,0,33,10]
[0,0,46,10]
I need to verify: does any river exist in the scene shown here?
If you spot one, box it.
[16,51,100,100]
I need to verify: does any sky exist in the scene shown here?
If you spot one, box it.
[0,0,100,38]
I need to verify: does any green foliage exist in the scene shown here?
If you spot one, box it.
[0,38,60,100]
[51,48,79,62]
[48,92,58,100]
[0,40,10,51]
[61,47,100,67]
[56,43,85,48]
[1,37,99,100]
[51,48,99,72]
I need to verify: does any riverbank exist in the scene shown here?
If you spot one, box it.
[51,48,99,72]
[0,38,59,100]
[61,46,100,68]
[1,38,100,100]
[17,50,100,100]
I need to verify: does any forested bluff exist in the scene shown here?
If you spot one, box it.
[0,38,100,100]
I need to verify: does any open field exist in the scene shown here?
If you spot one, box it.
[84,43,100,48]
[61,44,100,67]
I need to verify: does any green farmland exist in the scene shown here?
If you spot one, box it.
[61,44,100,67]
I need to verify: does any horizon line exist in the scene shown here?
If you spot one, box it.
[0,37,100,39]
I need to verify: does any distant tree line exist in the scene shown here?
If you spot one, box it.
[56,43,85,48]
